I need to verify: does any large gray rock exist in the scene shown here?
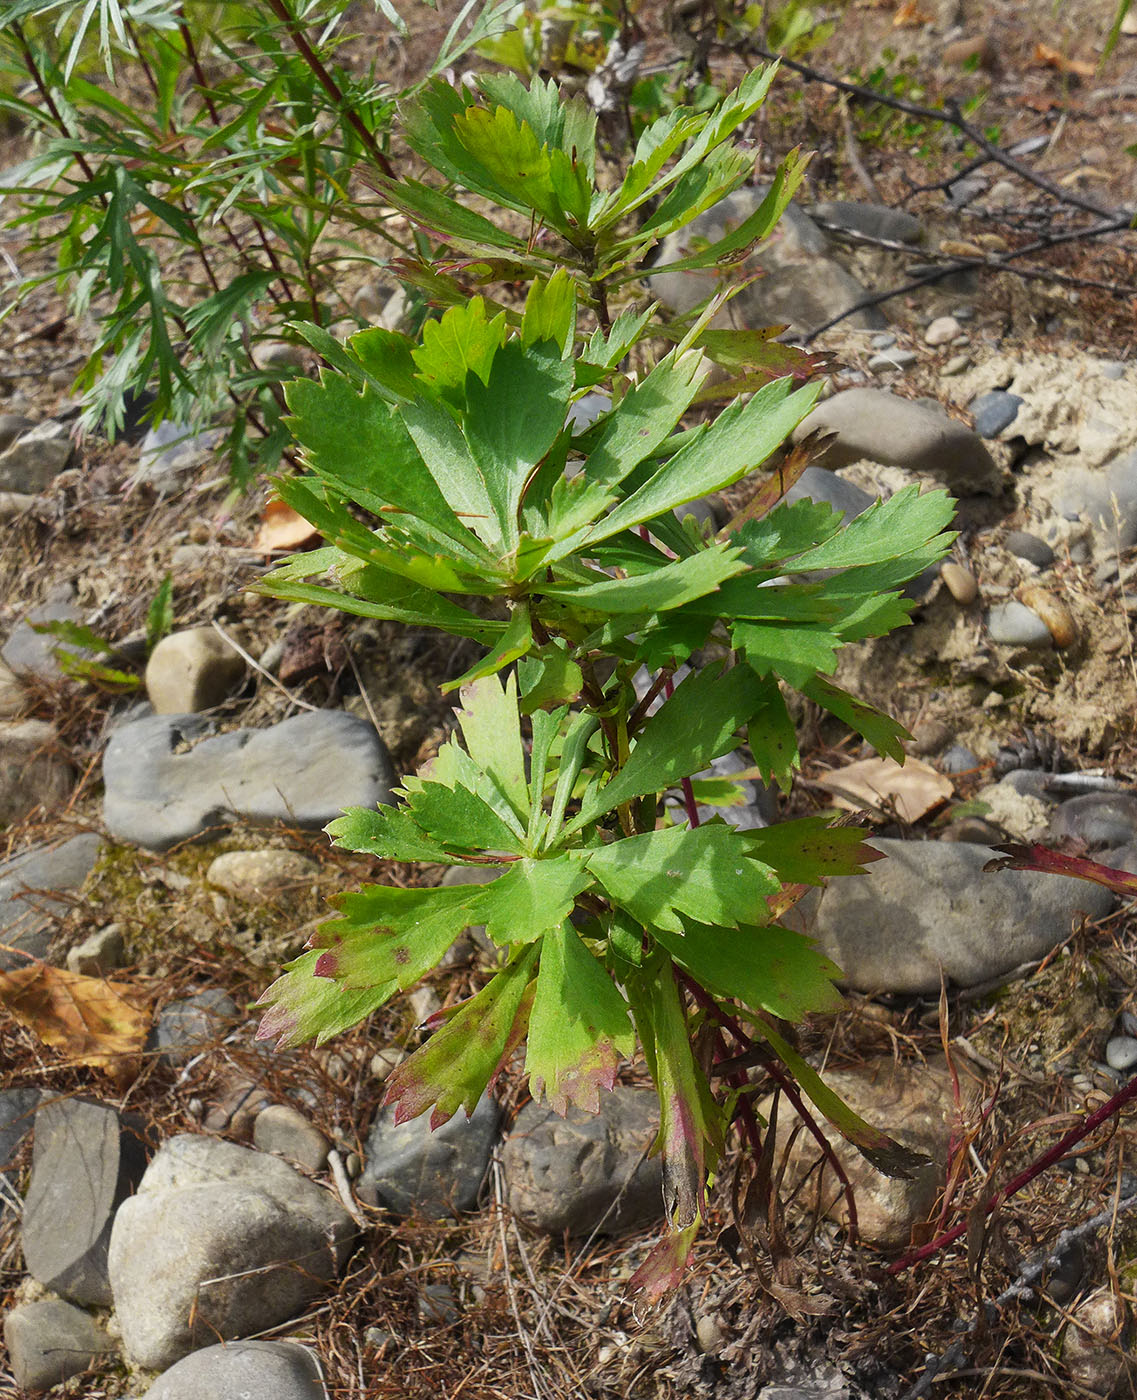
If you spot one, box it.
[1054,448,1137,554]
[357,1093,499,1217]
[0,718,74,825]
[809,200,923,245]
[107,1134,356,1370]
[3,1297,117,1392]
[502,1087,662,1236]
[0,422,73,492]
[783,465,875,522]
[792,388,1002,494]
[1050,793,1137,851]
[787,838,1115,994]
[0,832,102,970]
[0,656,25,716]
[133,419,223,495]
[137,1340,327,1400]
[102,710,395,850]
[647,189,885,337]
[145,627,247,714]
[21,1097,149,1306]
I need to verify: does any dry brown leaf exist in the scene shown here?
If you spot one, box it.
[815,756,953,824]
[254,499,320,552]
[1032,42,1096,77]
[893,0,931,25]
[0,961,150,1078]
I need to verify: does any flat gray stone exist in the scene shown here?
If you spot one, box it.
[1049,793,1137,851]
[969,389,1024,438]
[357,1093,499,1217]
[502,1087,663,1236]
[1005,530,1055,568]
[1054,449,1137,553]
[0,718,74,825]
[786,837,1115,993]
[809,200,923,244]
[102,710,395,850]
[137,1340,326,1400]
[0,832,103,971]
[133,420,222,495]
[986,600,1052,647]
[108,1134,355,1369]
[0,424,73,493]
[0,412,36,453]
[647,189,884,337]
[783,465,875,523]
[22,1097,149,1305]
[253,1104,329,1173]
[3,1298,116,1391]
[793,389,1000,494]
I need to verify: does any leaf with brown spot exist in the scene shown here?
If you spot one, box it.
[0,961,149,1078]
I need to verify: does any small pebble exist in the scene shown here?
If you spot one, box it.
[1101,360,1128,381]
[868,350,918,374]
[871,333,897,350]
[925,316,961,346]
[941,353,971,376]
[970,390,1024,439]
[986,601,1052,648]
[1105,1036,1137,1073]
[696,1314,726,1355]
[941,562,978,605]
[940,743,980,775]
[1005,530,1055,569]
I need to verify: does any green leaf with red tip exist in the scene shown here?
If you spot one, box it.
[526,921,634,1115]
[308,884,486,991]
[984,843,1137,897]
[632,958,724,1224]
[587,824,780,935]
[756,1018,929,1178]
[255,949,395,1050]
[383,945,538,1128]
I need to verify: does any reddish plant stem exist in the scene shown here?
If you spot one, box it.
[678,972,859,1238]
[889,1071,1137,1276]
[262,0,396,178]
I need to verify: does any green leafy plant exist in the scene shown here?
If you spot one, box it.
[253,67,957,1298]
[0,0,514,483]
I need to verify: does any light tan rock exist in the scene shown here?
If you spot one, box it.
[0,720,73,824]
[145,628,247,714]
[764,1056,958,1250]
[0,658,26,717]
[1063,1289,1136,1395]
[206,849,320,902]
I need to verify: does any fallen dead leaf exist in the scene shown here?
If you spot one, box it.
[1032,42,1096,78]
[254,499,321,552]
[815,756,953,824]
[893,0,931,25]
[0,960,150,1081]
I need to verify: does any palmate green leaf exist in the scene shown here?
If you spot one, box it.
[587,824,779,934]
[367,174,526,253]
[526,921,634,1115]
[732,619,840,690]
[326,805,454,864]
[474,856,593,945]
[404,782,527,855]
[413,727,528,841]
[309,884,484,990]
[741,818,884,886]
[441,602,533,694]
[655,919,844,1022]
[576,305,656,383]
[383,945,538,1128]
[477,71,596,183]
[778,485,957,573]
[451,104,567,228]
[736,497,847,567]
[565,663,766,835]
[582,378,822,548]
[518,644,583,714]
[256,948,396,1051]
[757,1018,929,1178]
[411,297,508,407]
[543,546,747,616]
[284,375,482,558]
[522,270,576,357]
[803,675,911,763]
[401,398,499,550]
[348,328,419,402]
[454,671,528,820]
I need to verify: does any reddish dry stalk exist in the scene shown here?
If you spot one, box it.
[889,1071,1137,1276]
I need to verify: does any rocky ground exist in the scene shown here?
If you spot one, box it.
[4,2,1137,1398]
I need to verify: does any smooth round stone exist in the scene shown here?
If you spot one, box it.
[1101,361,1128,381]
[1106,1036,1137,1073]
[871,332,897,350]
[941,562,978,605]
[925,315,961,346]
[986,601,1052,647]
[1049,793,1137,851]
[1005,530,1055,569]
[941,353,971,376]
[970,389,1024,439]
